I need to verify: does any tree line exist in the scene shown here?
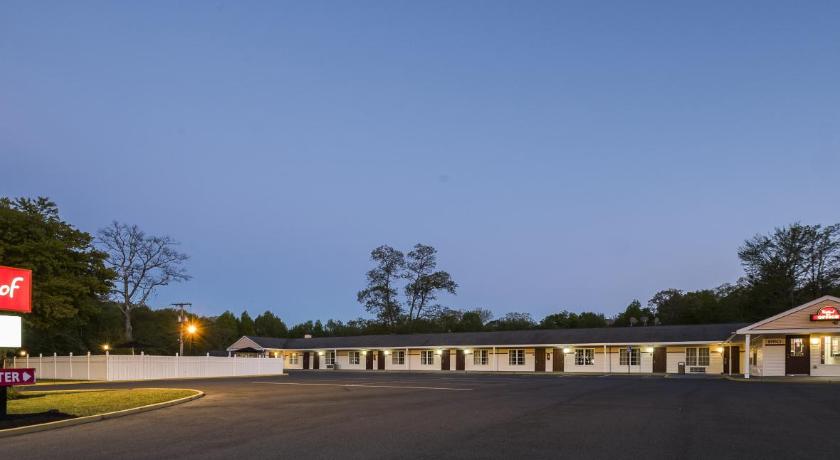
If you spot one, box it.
[2,196,840,356]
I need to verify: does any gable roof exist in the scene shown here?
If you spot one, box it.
[736,295,840,334]
[230,322,747,351]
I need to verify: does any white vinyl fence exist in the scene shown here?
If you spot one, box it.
[12,352,284,381]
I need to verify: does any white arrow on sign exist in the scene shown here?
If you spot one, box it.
[23,372,31,381]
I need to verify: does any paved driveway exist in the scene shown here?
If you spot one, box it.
[4,371,840,459]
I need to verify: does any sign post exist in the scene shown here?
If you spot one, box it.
[0,266,34,419]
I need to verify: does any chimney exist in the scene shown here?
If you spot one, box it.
[304,334,312,339]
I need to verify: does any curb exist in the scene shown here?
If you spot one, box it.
[0,388,204,438]
[723,375,840,384]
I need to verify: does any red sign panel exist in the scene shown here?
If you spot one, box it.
[0,368,36,387]
[810,306,840,321]
[0,266,32,313]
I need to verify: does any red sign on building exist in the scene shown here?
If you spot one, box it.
[0,266,32,313]
[0,368,36,387]
[810,306,840,321]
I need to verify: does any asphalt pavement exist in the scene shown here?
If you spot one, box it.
[3,371,840,459]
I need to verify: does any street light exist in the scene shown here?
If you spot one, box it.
[102,344,110,352]
[187,324,198,335]
[19,350,27,357]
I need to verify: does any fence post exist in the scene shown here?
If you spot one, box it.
[12,355,15,367]
[69,352,73,379]
[141,351,145,380]
[206,352,209,377]
[176,352,180,378]
[258,354,262,375]
[105,350,110,381]
[26,353,30,368]
[53,352,57,380]
[87,351,91,380]
[39,353,42,377]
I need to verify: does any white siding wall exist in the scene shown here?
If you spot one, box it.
[493,348,535,372]
[464,349,494,371]
[408,350,441,371]
[664,346,724,374]
[336,350,366,370]
[760,344,786,376]
[384,350,409,371]
[284,352,304,369]
[563,348,607,373]
[666,349,686,374]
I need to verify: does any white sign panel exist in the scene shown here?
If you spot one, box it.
[0,315,22,347]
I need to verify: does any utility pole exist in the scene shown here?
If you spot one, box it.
[172,302,192,356]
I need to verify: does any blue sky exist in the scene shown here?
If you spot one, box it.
[2,1,839,324]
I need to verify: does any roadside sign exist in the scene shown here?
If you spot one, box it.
[0,368,36,387]
[0,266,32,313]
[0,315,22,347]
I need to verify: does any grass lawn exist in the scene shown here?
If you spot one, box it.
[8,388,199,417]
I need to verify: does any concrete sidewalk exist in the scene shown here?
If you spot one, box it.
[725,375,840,384]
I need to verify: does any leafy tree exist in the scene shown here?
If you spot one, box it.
[239,311,256,336]
[209,311,240,349]
[612,300,655,327]
[738,223,840,316]
[97,221,190,341]
[357,245,405,328]
[404,244,458,323]
[540,310,608,329]
[458,309,492,332]
[254,311,288,337]
[487,312,536,331]
[0,197,113,353]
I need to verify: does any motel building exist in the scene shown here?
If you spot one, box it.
[227,296,840,378]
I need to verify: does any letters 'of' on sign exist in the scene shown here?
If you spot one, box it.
[0,266,32,313]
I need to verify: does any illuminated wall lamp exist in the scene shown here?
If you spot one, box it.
[811,337,821,345]
[562,348,571,354]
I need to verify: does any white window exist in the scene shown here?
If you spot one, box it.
[686,347,710,366]
[421,350,434,365]
[619,348,640,366]
[575,348,594,366]
[391,350,405,365]
[349,351,361,365]
[508,349,525,366]
[324,351,335,366]
[832,337,840,357]
[289,353,299,365]
[473,349,489,365]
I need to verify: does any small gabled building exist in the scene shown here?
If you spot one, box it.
[736,295,840,378]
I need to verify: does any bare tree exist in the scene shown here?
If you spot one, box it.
[98,221,190,341]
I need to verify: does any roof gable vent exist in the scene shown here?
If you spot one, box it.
[304,334,312,339]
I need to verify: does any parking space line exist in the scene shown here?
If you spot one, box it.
[252,381,472,391]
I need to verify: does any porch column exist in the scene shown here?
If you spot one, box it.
[745,334,751,379]
[727,344,732,376]
[493,346,498,371]
[603,345,608,373]
[406,348,410,371]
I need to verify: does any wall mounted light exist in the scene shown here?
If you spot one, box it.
[362,350,368,355]
[562,348,571,354]
[318,351,324,356]
[384,350,391,355]
[811,337,821,345]
[435,349,443,355]
[464,349,472,354]
[645,347,655,353]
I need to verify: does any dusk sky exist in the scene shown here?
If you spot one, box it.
[2,1,839,324]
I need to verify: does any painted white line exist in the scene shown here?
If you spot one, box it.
[252,381,472,391]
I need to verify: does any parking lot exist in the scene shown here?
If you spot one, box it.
[4,371,840,459]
